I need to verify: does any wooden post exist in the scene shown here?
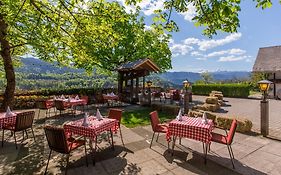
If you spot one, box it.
[143,76,145,95]
[136,77,139,101]
[273,73,276,98]
[130,78,134,103]
[261,100,269,136]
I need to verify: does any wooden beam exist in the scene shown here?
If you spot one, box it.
[136,77,139,101]
[273,73,276,98]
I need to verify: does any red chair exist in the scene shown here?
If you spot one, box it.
[211,119,237,168]
[108,108,124,147]
[36,100,53,119]
[149,111,168,148]
[44,126,89,175]
[2,111,35,149]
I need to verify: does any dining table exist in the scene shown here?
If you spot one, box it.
[166,116,214,163]
[63,116,118,164]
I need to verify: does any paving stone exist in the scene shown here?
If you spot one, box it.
[138,159,168,175]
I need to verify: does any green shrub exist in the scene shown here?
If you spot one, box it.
[192,84,250,98]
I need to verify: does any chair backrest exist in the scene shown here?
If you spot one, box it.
[81,96,89,104]
[54,100,66,110]
[36,100,47,109]
[108,108,122,125]
[44,125,69,154]
[226,119,238,145]
[15,111,35,131]
[149,111,161,132]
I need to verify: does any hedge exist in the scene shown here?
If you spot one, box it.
[192,84,250,98]
[0,87,117,109]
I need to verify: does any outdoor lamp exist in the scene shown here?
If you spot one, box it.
[183,79,190,90]
[258,80,272,92]
[257,79,272,137]
[147,80,152,88]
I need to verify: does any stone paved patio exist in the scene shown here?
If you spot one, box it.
[1,104,281,175]
[192,95,281,139]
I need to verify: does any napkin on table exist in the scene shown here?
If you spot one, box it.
[61,95,65,99]
[202,112,208,124]
[5,106,14,117]
[176,108,182,121]
[82,113,89,126]
[75,95,79,100]
[96,108,103,120]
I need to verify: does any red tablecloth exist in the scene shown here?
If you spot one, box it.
[166,116,214,143]
[102,94,119,101]
[0,113,17,129]
[64,116,117,140]
[50,99,87,107]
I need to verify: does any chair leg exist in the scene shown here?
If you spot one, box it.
[45,110,48,119]
[25,130,28,139]
[84,142,88,167]
[110,129,114,150]
[227,145,235,169]
[65,154,70,175]
[2,129,4,147]
[31,127,36,141]
[119,127,125,147]
[150,132,155,148]
[14,132,17,149]
[44,150,52,175]
[22,130,25,140]
[156,133,160,142]
[38,109,41,119]
[179,137,182,145]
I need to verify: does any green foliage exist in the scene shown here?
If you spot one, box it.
[126,0,279,37]
[250,72,268,91]
[192,83,251,98]
[121,108,174,128]
[0,0,171,71]
[200,72,214,84]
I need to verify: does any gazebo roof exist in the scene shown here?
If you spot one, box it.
[253,45,281,73]
[117,58,160,72]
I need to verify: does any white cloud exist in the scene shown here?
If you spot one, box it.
[218,55,249,62]
[117,0,164,15]
[183,38,200,45]
[170,44,193,57]
[141,0,165,16]
[180,3,197,22]
[144,25,152,31]
[195,57,207,61]
[191,51,203,56]
[198,33,242,51]
[207,48,246,57]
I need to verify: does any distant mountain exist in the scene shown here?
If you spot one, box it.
[17,57,84,74]
[158,71,251,85]
[17,57,251,86]
[158,72,202,84]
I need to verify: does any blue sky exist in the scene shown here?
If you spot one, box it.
[118,0,281,72]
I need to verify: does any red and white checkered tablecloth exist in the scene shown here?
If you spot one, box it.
[63,116,118,140]
[166,116,214,143]
[0,113,17,129]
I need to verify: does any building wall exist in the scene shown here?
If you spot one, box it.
[268,73,281,99]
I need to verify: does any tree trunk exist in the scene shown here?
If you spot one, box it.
[0,13,15,111]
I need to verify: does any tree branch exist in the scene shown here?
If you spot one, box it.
[30,0,73,39]
[10,43,28,49]
[59,0,80,24]
[12,0,27,23]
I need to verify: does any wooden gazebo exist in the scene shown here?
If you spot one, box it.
[117,58,160,103]
[253,45,281,98]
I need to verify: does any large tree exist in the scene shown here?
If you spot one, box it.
[0,0,171,110]
[126,0,280,36]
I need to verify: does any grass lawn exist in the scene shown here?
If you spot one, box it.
[121,107,175,128]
